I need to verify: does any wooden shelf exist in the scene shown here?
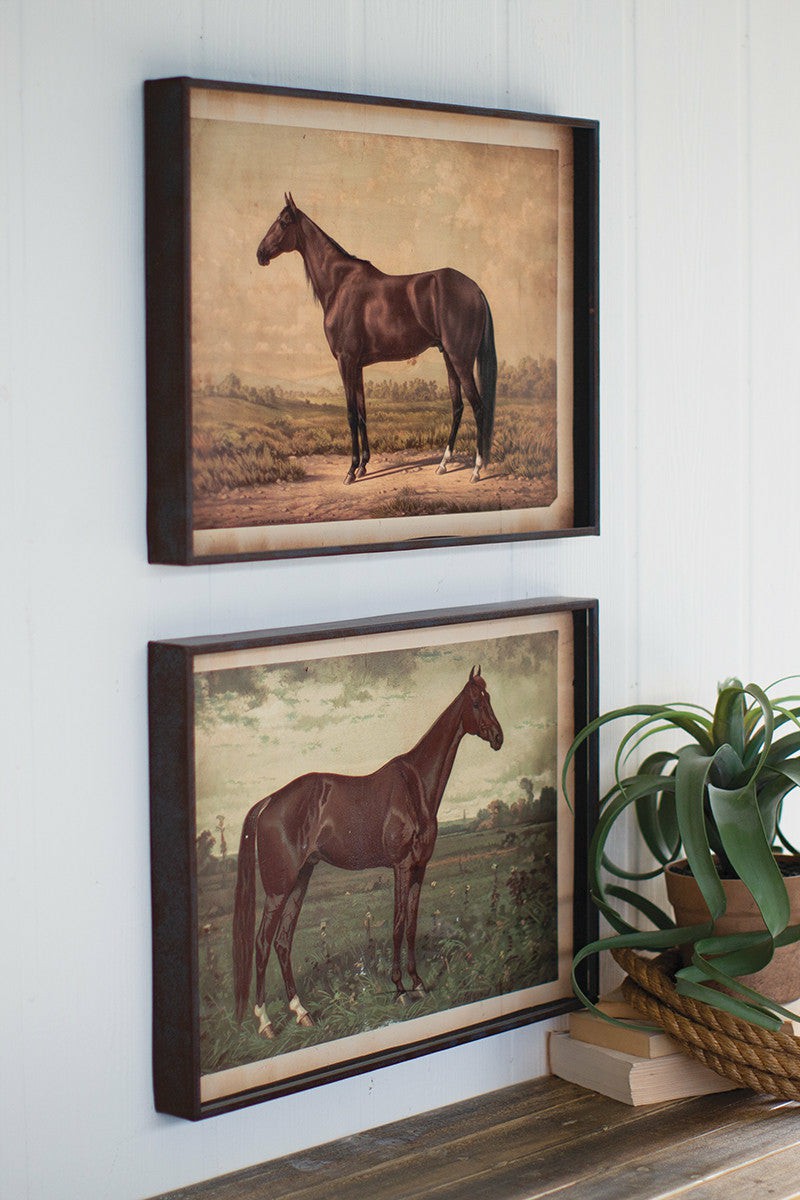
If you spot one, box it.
[149,1077,800,1200]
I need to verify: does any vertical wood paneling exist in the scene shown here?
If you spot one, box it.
[748,0,800,681]
[0,10,32,1200]
[355,0,508,108]
[634,0,749,701]
[747,0,800,849]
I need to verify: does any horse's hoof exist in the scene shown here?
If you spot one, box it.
[289,995,313,1026]
[356,464,367,479]
[255,1014,276,1039]
[395,991,409,1006]
[343,472,355,485]
[254,1004,275,1038]
[470,471,481,483]
[436,463,447,475]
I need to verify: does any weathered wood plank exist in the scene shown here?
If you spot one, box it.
[666,1143,800,1200]
[479,1096,800,1200]
[365,1092,767,1200]
[241,1088,724,1200]
[148,1078,575,1200]
[147,1079,800,1200]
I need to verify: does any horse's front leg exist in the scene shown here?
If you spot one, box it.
[354,366,370,480]
[339,359,370,484]
[391,863,410,999]
[404,862,428,995]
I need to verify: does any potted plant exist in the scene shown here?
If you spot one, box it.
[562,677,800,1030]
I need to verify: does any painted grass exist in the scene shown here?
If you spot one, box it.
[197,822,557,1075]
[192,389,556,499]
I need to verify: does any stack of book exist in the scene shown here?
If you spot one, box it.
[549,990,737,1105]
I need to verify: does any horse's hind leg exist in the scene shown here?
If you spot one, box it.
[273,861,316,1027]
[253,895,289,1038]
[436,353,463,475]
[449,357,484,482]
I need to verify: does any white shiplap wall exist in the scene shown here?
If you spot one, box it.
[3,2,800,1197]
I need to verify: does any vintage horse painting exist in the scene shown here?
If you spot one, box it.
[232,667,503,1038]
[256,195,497,486]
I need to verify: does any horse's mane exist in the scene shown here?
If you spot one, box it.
[321,230,365,264]
[298,210,370,306]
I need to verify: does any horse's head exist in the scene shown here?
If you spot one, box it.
[461,667,503,750]
[257,193,302,266]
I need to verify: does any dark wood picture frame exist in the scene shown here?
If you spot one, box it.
[149,597,598,1120]
[145,78,599,564]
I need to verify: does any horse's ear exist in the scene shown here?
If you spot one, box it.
[287,192,298,214]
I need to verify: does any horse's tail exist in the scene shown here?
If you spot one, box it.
[477,293,497,462]
[232,801,261,1024]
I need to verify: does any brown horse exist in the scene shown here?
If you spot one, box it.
[256,194,497,485]
[232,667,503,1036]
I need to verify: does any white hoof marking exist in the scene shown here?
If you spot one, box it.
[289,994,313,1027]
[254,1004,275,1039]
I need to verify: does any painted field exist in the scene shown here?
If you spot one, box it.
[197,820,557,1074]
[191,376,557,527]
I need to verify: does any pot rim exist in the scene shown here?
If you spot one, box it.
[665,853,800,878]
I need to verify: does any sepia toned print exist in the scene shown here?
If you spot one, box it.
[149,599,597,1116]
[192,614,571,1102]
[186,87,576,556]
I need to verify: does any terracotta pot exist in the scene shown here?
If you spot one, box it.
[664,856,800,1003]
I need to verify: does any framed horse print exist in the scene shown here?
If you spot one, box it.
[149,597,598,1119]
[145,78,599,563]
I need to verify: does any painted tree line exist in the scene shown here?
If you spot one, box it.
[471,782,556,831]
[199,356,556,408]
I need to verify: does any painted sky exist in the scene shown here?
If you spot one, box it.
[190,117,559,388]
[194,630,559,848]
